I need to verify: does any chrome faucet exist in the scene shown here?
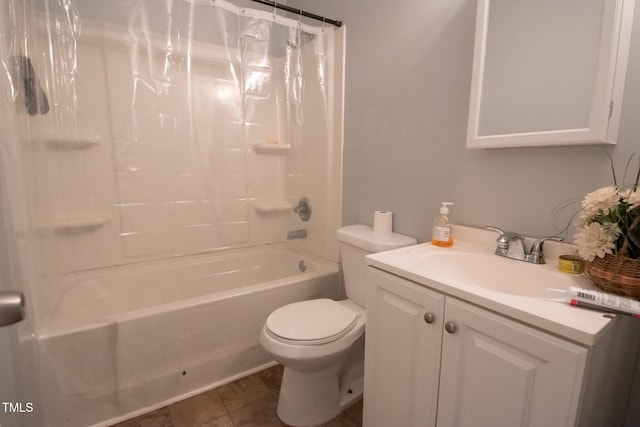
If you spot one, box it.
[293,197,311,222]
[287,229,307,240]
[486,226,563,264]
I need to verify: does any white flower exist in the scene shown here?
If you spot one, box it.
[575,222,618,261]
[573,210,592,229]
[581,186,620,219]
[626,190,640,210]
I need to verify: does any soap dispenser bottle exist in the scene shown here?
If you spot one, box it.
[432,202,454,247]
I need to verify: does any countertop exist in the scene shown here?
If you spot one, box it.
[365,225,618,346]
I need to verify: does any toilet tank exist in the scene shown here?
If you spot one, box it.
[337,225,417,307]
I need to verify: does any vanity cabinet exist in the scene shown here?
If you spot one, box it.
[363,267,634,427]
[363,266,446,427]
[436,298,585,427]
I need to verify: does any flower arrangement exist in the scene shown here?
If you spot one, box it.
[574,155,640,262]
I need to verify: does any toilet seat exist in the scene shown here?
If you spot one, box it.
[266,299,359,346]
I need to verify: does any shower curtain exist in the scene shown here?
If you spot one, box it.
[0,0,343,425]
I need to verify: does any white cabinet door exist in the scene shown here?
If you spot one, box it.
[364,267,445,427]
[437,298,588,427]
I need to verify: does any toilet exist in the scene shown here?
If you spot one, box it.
[260,224,417,426]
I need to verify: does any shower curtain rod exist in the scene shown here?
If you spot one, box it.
[250,0,342,27]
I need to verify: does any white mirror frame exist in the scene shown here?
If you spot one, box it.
[466,0,635,149]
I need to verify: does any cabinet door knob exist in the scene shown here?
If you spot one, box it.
[424,312,435,324]
[445,322,457,334]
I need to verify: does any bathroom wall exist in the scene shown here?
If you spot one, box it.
[288,0,640,242]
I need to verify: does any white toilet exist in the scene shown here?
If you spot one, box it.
[260,224,417,426]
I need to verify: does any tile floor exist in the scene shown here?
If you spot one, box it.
[111,365,363,427]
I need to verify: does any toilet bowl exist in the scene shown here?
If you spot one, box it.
[260,299,365,426]
[260,225,417,427]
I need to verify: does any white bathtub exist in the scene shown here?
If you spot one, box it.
[35,244,339,427]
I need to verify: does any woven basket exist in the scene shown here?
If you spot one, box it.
[585,254,640,299]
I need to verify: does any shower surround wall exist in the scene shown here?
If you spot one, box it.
[0,0,343,425]
[14,1,344,324]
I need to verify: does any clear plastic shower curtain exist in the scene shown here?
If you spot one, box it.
[0,0,343,425]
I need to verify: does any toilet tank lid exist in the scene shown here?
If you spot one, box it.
[338,224,417,253]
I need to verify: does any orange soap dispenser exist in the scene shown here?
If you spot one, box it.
[431,202,454,247]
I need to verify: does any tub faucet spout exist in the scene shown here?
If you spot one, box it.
[287,229,307,240]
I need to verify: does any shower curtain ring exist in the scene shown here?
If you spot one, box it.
[298,10,303,26]
[273,0,277,20]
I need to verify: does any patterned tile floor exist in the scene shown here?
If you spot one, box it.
[111,365,363,427]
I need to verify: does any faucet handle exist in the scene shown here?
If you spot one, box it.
[293,197,311,222]
[486,225,505,235]
[530,236,564,254]
[486,226,520,249]
[528,236,564,264]
[486,226,509,252]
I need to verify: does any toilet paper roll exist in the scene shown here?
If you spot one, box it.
[373,211,393,234]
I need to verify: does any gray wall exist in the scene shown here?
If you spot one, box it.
[289,0,640,243]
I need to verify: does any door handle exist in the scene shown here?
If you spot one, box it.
[0,291,25,327]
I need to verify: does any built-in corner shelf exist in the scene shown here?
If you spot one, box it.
[254,201,293,213]
[36,135,102,151]
[252,142,291,153]
[51,213,111,234]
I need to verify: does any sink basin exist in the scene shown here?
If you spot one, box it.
[417,250,590,299]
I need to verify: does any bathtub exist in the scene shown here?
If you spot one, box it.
[35,243,339,427]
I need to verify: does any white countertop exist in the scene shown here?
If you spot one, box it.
[365,225,617,346]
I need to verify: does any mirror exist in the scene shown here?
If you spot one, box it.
[466,0,635,149]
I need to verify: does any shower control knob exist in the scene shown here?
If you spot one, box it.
[293,197,311,221]
[444,322,457,334]
[424,312,435,324]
